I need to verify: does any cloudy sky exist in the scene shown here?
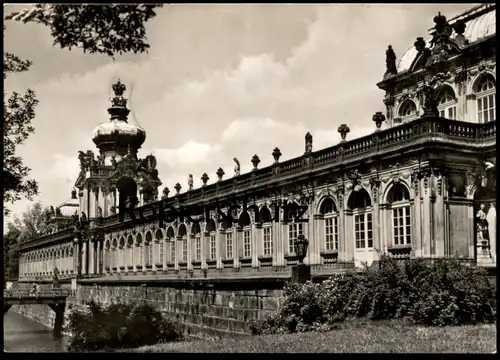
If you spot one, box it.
[4,3,477,222]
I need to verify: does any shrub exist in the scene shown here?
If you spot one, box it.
[65,301,183,351]
[250,256,496,335]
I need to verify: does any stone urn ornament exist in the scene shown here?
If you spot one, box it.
[201,173,209,186]
[372,112,386,131]
[272,147,282,164]
[251,155,261,171]
[174,183,182,195]
[337,124,350,142]
[216,167,225,181]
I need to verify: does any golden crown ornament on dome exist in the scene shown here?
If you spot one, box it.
[112,79,126,97]
[110,79,128,108]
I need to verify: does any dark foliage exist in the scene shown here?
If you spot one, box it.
[5,4,162,57]
[249,256,496,335]
[65,301,183,351]
[3,52,39,211]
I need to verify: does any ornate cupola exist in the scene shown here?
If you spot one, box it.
[91,80,146,163]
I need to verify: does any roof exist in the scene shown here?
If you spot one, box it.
[397,4,496,73]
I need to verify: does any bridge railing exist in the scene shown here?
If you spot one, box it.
[3,288,71,299]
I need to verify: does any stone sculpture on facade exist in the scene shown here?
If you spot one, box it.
[188,174,194,190]
[385,45,397,76]
[305,132,313,154]
[233,158,241,176]
[476,204,489,250]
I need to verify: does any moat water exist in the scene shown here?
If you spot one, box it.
[3,311,68,352]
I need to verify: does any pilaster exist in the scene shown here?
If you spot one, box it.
[82,241,88,275]
[252,224,259,268]
[337,188,347,262]
[412,170,423,257]
[422,171,432,257]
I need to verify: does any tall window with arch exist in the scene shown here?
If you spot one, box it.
[191,223,202,262]
[166,227,176,265]
[205,219,217,262]
[436,86,457,119]
[348,189,373,250]
[135,233,143,268]
[127,235,134,268]
[155,229,163,265]
[475,74,496,123]
[398,99,417,122]
[119,237,126,269]
[178,224,188,263]
[260,206,273,257]
[144,232,153,267]
[319,197,339,252]
[111,238,117,270]
[388,183,412,246]
[239,211,252,259]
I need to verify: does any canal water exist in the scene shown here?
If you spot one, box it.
[3,311,68,352]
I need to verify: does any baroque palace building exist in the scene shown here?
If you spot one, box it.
[18,5,496,282]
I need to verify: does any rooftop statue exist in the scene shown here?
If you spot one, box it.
[385,45,397,76]
[234,158,241,176]
[188,174,194,190]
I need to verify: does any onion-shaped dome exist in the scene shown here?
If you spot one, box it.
[92,79,146,152]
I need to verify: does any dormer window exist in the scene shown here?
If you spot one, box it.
[398,100,417,122]
[474,74,496,123]
[436,86,457,119]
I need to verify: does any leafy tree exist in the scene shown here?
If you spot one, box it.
[3,202,53,279]
[5,4,163,57]
[3,51,39,214]
[3,5,161,213]
[3,222,22,281]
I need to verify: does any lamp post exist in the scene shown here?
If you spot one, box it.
[292,234,311,284]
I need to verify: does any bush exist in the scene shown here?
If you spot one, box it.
[250,256,496,335]
[65,301,183,351]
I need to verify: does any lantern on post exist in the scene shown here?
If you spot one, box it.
[295,234,309,264]
[292,234,311,284]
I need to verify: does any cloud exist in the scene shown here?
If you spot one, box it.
[3,4,477,223]
[44,153,80,184]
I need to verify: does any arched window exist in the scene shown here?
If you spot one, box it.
[319,197,339,252]
[436,86,457,119]
[155,229,163,265]
[178,224,188,263]
[388,183,412,246]
[135,233,143,267]
[191,223,201,262]
[239,211,252,259]
[119,237,125,268]
[111,238,118,269]
[475,74,496,123]
[127,235,134,267]
[166,227,176,264]
[104,241,110,269]
[206,220,217,261]
[348,189,373,250]
[398,100,417,121]
[260,206,273,257]
[145,231,153,266]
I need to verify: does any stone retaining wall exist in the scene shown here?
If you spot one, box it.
[76,284,284,339]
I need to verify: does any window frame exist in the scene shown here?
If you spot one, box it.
[263,226,273,257]
[288,222,303,255]
[354,210,373,250]
[225,231,233,259]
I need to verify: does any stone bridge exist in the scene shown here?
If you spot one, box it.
[3,288,71,335]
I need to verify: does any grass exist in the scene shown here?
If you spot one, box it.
[128,319,496,353]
